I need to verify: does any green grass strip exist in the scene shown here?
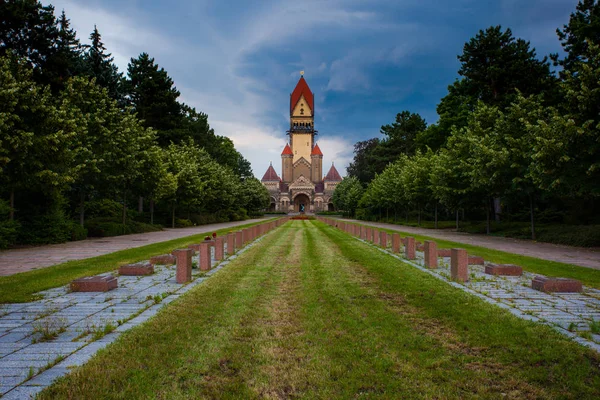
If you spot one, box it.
[0,218,278,303]
[346,220,600,289]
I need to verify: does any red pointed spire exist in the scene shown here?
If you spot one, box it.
[281,143,293,155]
[290,76,314,114]
[261,163,280,181]
[311,143,323,156]
[324,163,342,182]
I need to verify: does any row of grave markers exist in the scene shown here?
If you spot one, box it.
[317,217,583,293]
[70,218,290,291]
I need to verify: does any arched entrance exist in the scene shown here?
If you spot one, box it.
[268,197,277,212]
[328,203,335,212]
[294,193,310,213]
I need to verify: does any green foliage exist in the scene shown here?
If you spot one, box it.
[332,177,364,217]
[85,218,161,237]
[552,0,600,73]
[126,52,181,137]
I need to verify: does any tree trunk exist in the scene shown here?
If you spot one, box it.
[150,199,154,225]
[171,203,175,229]
[529,193,536,241]
[456,209,459,230]
[486,199,490,235]
[386,208,389,220]
[122,189,127,234]
[394,208,397,223]
[434,203,438,229]
[138,196,143,213]
[417,205,421,226]
[79,191,85,227]
[9,191,14,221]
[494,197,501,222]
[405,210,408,223]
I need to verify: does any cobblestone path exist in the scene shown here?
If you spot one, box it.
[0,218,266,276]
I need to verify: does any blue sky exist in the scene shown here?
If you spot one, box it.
[46,0,578,179]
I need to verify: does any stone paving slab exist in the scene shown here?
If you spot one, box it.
[354,235,600,353]
[0,233,266,397]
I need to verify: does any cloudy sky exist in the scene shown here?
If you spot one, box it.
[45,0,578,179]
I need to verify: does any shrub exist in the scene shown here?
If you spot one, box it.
[69,222,88,241]
[86,199,123,219]
[175,218,193,228]
[0,219,19,249]
[85,218,162,237]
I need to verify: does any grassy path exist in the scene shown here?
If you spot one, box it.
[40,221,600,399]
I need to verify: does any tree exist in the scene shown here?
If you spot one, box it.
[347,138,381,185]
[82,26,123,103]
[379,110,427,157]
[552,0,600,74]
[0,55,78,220]
[332,177,364,217]
[458,26,556,108]
[531,42,600,199]
[43,10,84,92]
[239,178,270,214]
[126,52,181,143]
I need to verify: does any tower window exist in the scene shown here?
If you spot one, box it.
[300,108,304,115]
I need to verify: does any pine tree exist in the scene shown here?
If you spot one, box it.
[551,0,600,74]
[126,52,181,144]
[82,26,123,103]
[0,0,59,85]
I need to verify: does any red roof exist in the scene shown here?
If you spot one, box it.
[281,143,293,155]
[261,164,280,181]
[290,76,314,114]
[311,143,323,156]
[324,164,342,182]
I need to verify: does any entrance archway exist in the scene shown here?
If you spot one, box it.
[328,203,335,212]
[268,197,277,212]
[294,194,310,213]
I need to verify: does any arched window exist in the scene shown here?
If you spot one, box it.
[300,108,304,115]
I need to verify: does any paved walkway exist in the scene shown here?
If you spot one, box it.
[0,218,266,276]
[338,218,600,270]
[0,238,256,399]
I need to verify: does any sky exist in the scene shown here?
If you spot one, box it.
[44,0,578,179]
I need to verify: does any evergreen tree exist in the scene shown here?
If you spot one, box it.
[126,52,181,143]
[552,0,600,74]
[44,10,84,92]
[0,0,59,85]
[458,26,556,108]
[82,26,123,102]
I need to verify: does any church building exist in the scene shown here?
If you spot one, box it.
[261,75,342,213]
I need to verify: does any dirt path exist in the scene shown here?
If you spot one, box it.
[337,218,600,270]
[0,218,267,276]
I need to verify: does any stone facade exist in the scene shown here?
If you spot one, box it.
[261,75,342,213]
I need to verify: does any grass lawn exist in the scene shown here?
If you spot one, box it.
[347,220,600,290]
[40,220,600,399]
[0,219,276,303]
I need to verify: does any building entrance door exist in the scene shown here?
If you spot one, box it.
[294,194,310,213]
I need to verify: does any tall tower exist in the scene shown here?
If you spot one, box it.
[288,75,316,164]
[281,143,293,183]
[310,143,323,183]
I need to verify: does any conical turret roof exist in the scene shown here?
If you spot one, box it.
[281,143,293,156]
[324,163,342,182]
[311,143,323,156]
[261,163,280,181]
